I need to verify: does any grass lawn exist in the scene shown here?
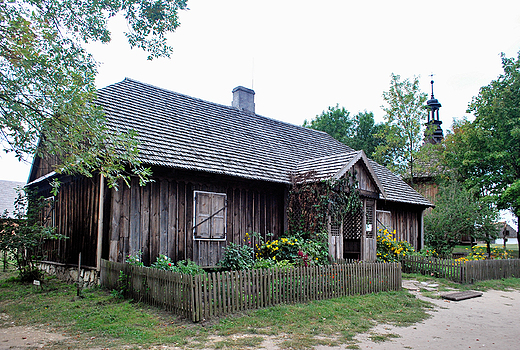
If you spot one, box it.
[0,266,432,350]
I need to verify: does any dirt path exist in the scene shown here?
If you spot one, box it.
[0,326,67,349]
[348,286,520,350]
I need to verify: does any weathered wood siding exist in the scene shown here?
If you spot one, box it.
[30,154,60,180]
[413,179,438,216]
[353,163,378,194]
[376,201,423,250]
[108,169,287,266]
[40,176,101,268]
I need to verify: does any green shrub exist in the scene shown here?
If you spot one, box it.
[150,254,176,271]
[175,260,205,275]
[256,236,299,262]
[125,251,144,266]
[218,242,254,271]
[376,228,415,262]
[253,258,294,269]
[128,253,204,275]
[255,231,329,266]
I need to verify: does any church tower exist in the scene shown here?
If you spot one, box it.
[425,79,444,144]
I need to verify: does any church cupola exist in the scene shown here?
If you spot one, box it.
[425,78,444,144]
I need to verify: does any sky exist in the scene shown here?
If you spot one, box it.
[1,0,519,226]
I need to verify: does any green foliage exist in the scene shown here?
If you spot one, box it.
[457,245,515,261]
[413,247,438,257]
[125,251,144,267]
[253,258,295,269]
[443,51,520,218]
[498,180,520,218]
[374,73,428,182]
[0,189,66,281]
[303,104,354,144]
[0,0,187,188]
[218,242,254,271]
[150,254,176,271]
[127,252,204,275]
[256,236,299,262]
[303,106,384,157]
[288,173,361,238]
[175,260,205,275]
[111,270,130,299]
[254,231,329,267]
[349,111,387,157]
[376,228,415,262]
[424,181,499,257]
[297,231,330,265]
[0,273,198,349]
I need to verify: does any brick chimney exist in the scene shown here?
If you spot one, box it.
[232,86,255,113]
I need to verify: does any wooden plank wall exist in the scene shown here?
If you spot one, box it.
[377,202,422,250]
[29,152,63,182]
[354,163,377,193]
[414,181,439,204]
[108,170,287,266]
[41,176,100,267]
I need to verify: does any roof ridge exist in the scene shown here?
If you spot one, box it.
[103,78,347,140]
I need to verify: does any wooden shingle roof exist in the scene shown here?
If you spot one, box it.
[96,78,432,207]
[97,79,352,184]
[294,151,431,206]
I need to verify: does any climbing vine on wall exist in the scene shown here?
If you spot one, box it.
[287,171,362,239]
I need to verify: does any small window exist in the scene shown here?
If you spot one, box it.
[193,191,227,240]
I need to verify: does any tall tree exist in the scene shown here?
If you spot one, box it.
[445,52,520,221]
[0,0,188,187]
[349,111,385,158]
[424,180,499,257]
[303,105,354,145]
[303,106,384,158]
[374,74,427,183]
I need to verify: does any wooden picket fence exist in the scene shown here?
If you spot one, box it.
[100,259,401,322]
[402,256,520,283]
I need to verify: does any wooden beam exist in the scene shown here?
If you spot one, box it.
[96,174,104,271]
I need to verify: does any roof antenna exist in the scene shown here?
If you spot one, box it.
[251,57,255,90]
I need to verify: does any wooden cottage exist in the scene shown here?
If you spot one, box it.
[27,79,432,270]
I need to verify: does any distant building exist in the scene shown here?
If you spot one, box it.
[493,222,518,245]
[0,180,25,218]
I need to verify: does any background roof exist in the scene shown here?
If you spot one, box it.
[0,180,25,218]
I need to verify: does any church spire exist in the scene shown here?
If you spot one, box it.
[425,77,444,144]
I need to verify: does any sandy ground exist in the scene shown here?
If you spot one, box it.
[0,326,67,349]
[347,285,520,350]
[1,282,519,349]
